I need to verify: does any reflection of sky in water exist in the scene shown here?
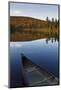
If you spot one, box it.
[10,38,59,87]
[10,38,58,48]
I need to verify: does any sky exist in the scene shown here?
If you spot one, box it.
[10,2,58,20]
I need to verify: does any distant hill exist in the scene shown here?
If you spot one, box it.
[10,16,47,28]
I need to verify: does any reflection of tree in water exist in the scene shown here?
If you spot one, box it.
[46,37,58,44]
[45,23,59,44]
[46,39,48,44]
[45,17,59,43]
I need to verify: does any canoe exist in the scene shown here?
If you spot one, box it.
[21,53,59,86]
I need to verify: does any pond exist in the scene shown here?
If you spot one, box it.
[10,38,59,88]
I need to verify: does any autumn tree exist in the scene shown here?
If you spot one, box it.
[46,17,49,22]
[55,18,58,28]
[52,18,54,23]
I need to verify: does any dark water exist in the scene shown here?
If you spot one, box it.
[10,38,59,88]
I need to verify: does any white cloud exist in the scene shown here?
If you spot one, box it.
[10,9,22,16]
[14,10,21,15]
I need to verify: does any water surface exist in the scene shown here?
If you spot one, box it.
[10,38,59,87]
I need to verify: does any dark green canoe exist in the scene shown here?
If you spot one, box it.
[21,53,59,86]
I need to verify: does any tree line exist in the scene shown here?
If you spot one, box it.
[10,17,59,34]
[46,17,59,28]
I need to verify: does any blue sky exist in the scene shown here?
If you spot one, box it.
[10,2,58,20]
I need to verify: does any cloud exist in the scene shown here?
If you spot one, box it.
[10,9,22,16]
[14,10,21,15]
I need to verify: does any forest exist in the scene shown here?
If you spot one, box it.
[10,16,59,41]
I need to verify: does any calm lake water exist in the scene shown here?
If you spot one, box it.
[10,38,59,87]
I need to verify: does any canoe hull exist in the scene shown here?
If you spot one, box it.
[21,54,59,86]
